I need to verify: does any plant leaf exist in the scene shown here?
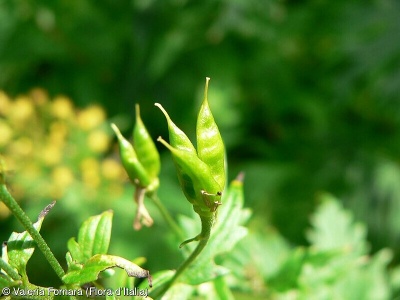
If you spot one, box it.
[66,237,83,264]
[62,254,152,286]
[212,276,235,300]
[306,193,368,255]
[267,247,338,292]
[180,174,249,285]
[76,210,113,262]
[4,202,55,276]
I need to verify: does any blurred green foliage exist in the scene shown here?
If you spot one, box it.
[1,0,400,297]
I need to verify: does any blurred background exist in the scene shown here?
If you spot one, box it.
[1,0,400,297]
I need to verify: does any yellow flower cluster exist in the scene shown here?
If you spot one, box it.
[0,89,125,218]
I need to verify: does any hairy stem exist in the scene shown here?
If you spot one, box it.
[0,256,21,281]
[0,184,65,280]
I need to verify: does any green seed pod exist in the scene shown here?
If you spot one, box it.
[111,123,151,187]
[196,78,226,191]
[154,103,196,154]
[157,137,221,217]
[133,104,161,181]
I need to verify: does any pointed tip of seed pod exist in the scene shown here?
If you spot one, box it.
[110,123,119,133]
[204,77,210,101]
[154,102,166,114]
[155,102,175,126]
[135,104,145,128]
[155,103,167,116]
[135,103,140,118]
[157,136,167,144]
[156,135,166,145]
[157,136,173,151]
[110,123,123,138]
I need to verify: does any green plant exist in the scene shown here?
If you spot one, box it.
[1,78,400,300]
[0,78,249,299]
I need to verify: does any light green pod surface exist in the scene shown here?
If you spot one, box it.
[111,123,151,187]
[196,78,226,192]
[158,137,221,217]
[133,104,160,181]
[155,103,196,154]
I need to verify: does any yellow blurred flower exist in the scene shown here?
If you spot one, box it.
[0,201,10,219]
[0,91,11,115]
[49,121,68,146]
[51,96,74,119]
[107,183,123,198]
[81,158,100,188]
[2,157,16,173]
[41,144,62,166]
[88,130,110,153]
[52,166,74,190]
[9,137,34,157]
[78,106,105,130]
[101,158,124,180]
[30,88,49,106]
[23,163,42,185]
[0,121,13,146]
[9,97,35,122]
[0,90,124,205]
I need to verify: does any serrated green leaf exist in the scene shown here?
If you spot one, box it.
[306,194,368,255]
[77,210,113,262]
[62,254,152,286]
[180,176,249,285]
[330,249,392,300]
[268,247,338,292]
[6,217,44,276]
[268,197,395,300]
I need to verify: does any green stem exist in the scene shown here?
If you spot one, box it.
[151,216,212,299]
[0,257,21,281]
[0,184,65,280]
[149,193,186,242]
[149,193,192,258]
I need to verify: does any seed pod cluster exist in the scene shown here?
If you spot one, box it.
[156,78,225,219]
[111,104,160,230]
